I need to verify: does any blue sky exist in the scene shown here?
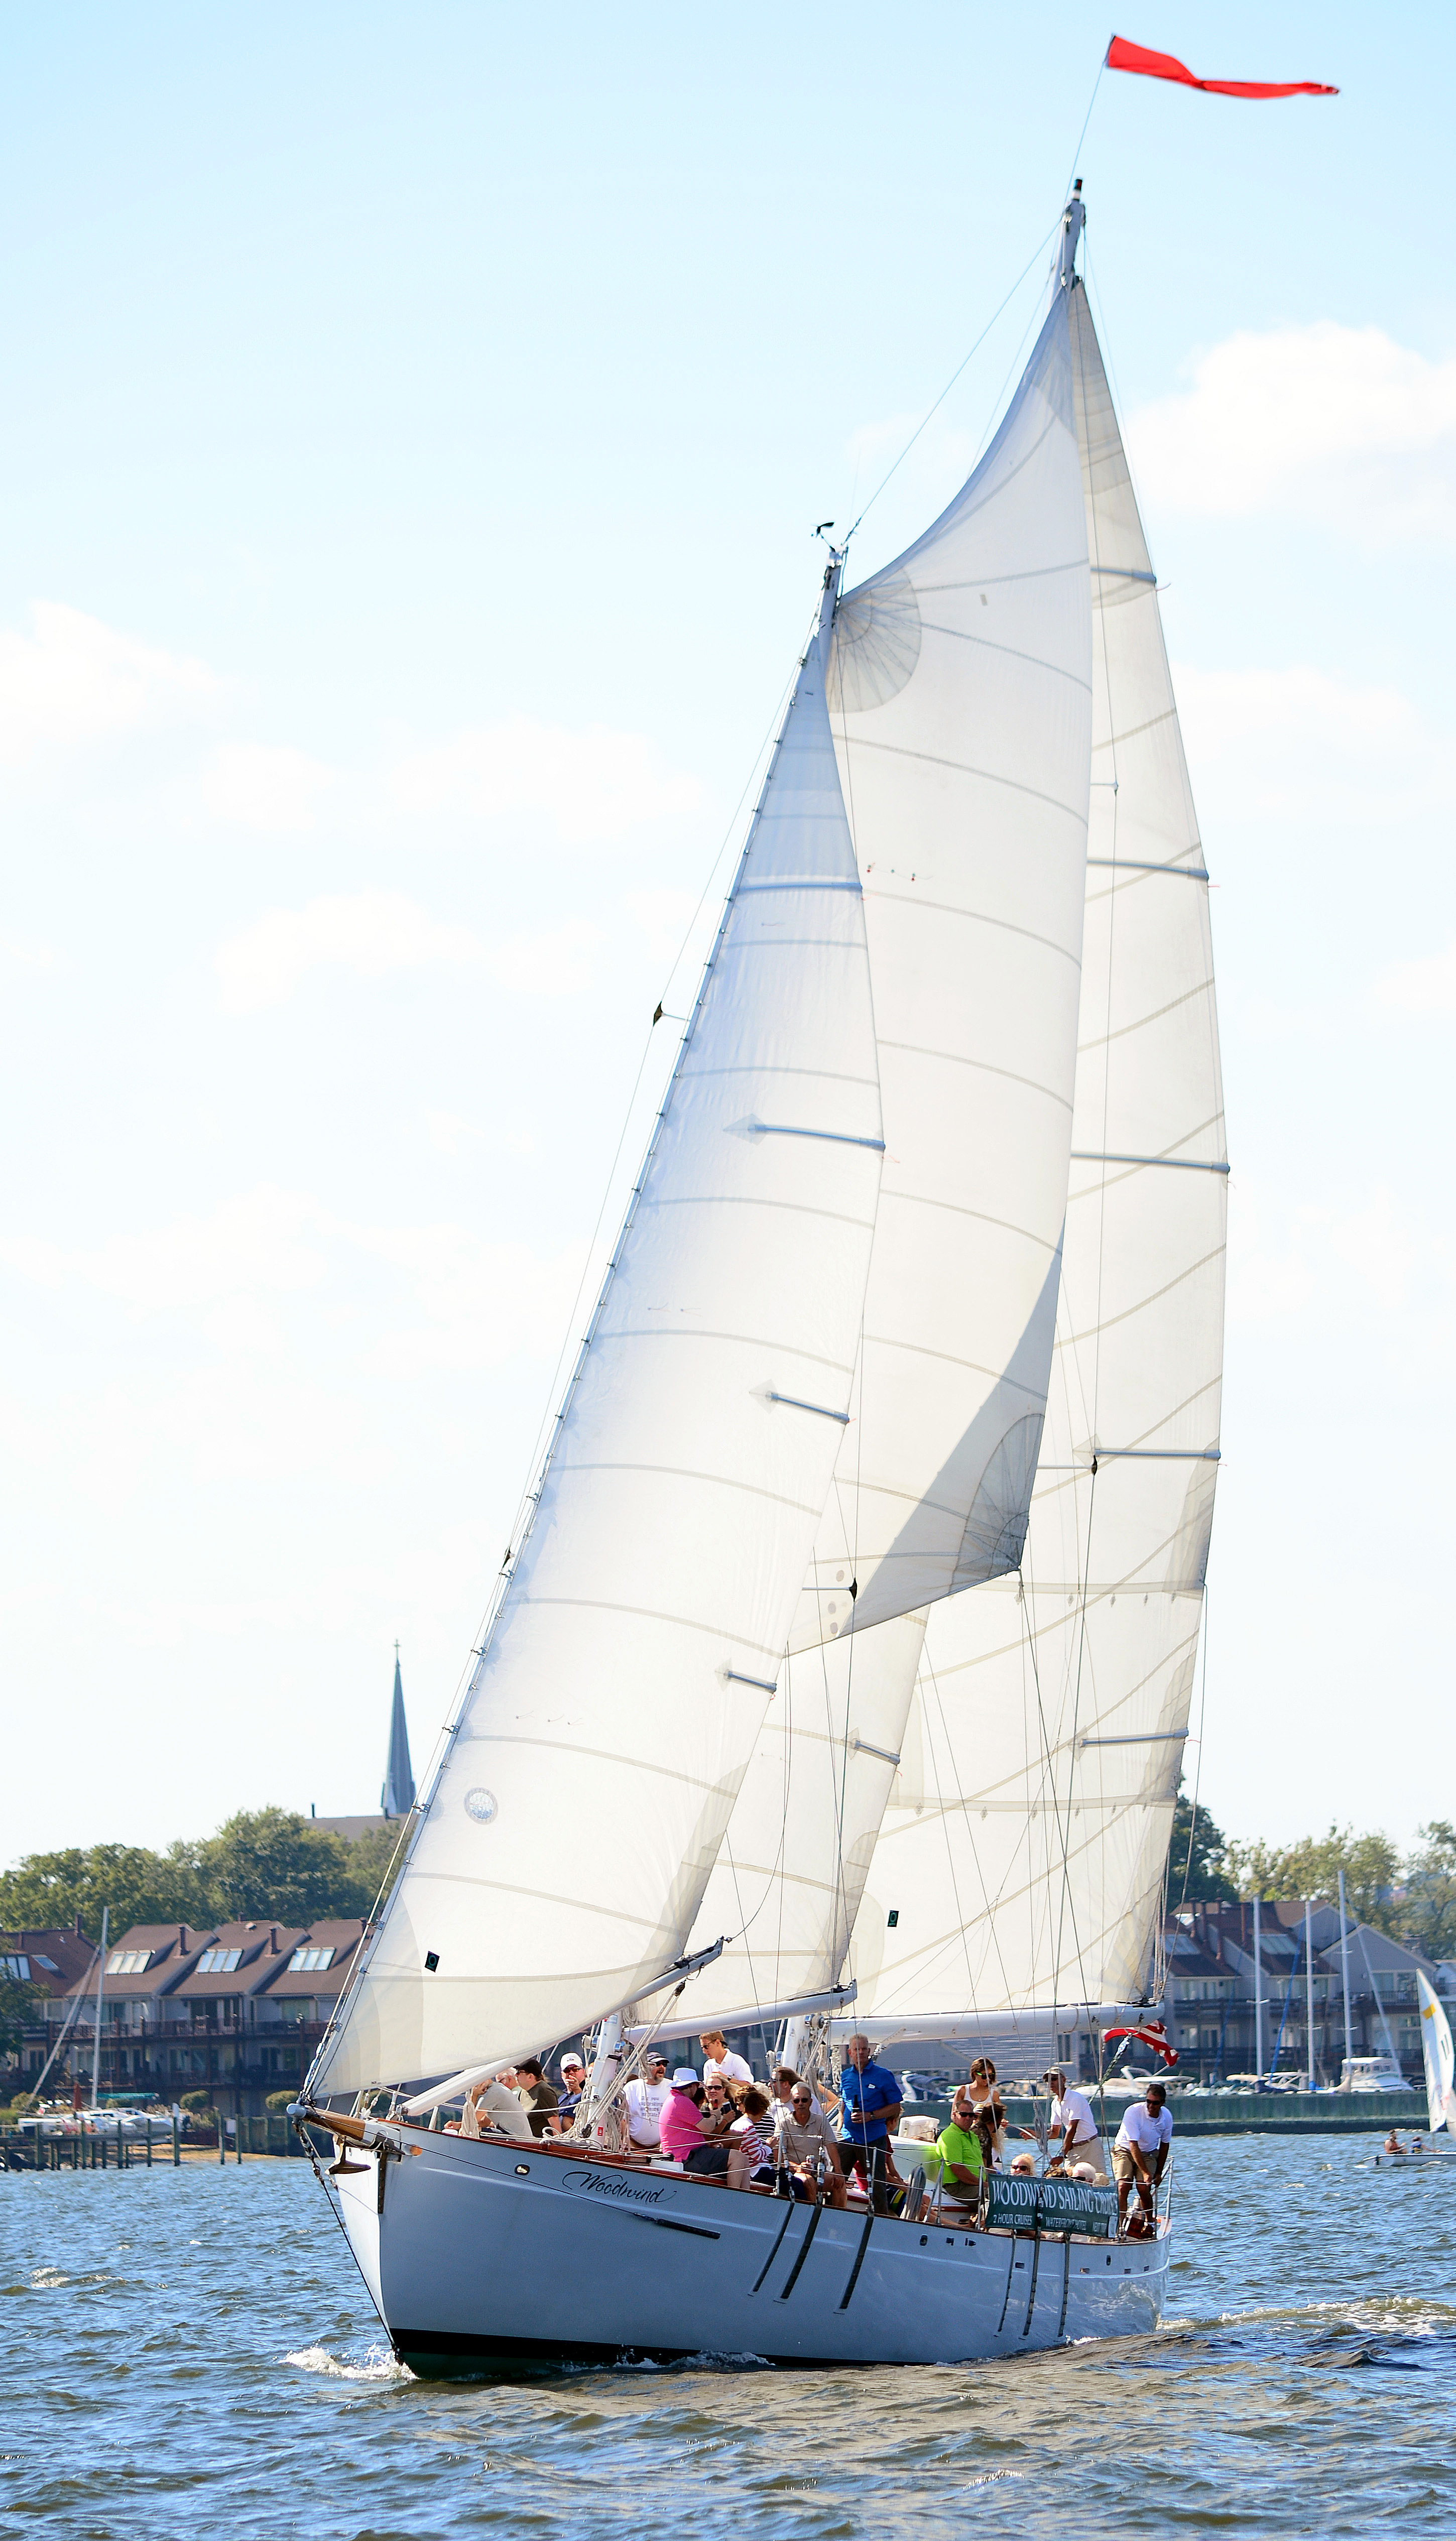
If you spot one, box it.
[2,3,1451,1867]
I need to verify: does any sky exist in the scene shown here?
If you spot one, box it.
[1,3,1451,1871]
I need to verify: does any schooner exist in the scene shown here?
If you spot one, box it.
[296,182,1226,2371]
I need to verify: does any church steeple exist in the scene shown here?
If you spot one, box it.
[381,1642,416,1819]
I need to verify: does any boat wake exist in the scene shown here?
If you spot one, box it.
[283,2341,413,2382]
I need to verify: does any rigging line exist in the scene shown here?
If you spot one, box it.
[845,223,1058,539]
[1062,50,1107,201]
[1033,1469,1101,2028]
[919,1638,1025,2023]
[1176,1583,1211,1917]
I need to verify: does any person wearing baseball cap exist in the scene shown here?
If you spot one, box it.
[554,2049,587,2130]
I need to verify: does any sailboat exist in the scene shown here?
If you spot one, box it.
[297,182,1226,2372]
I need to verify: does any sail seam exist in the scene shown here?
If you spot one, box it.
[553,1461,822,1516]
[877,1039,1073,1108]
[848,736,1086,825]
[915,620,1094,692]
[450,1730,746,1795]
[864,890,1081,967]
[514,1597,786,1659]
[1053,1241,1225,1350]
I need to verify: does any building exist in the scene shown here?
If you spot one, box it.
[1160,1899,1451,2085]
[1,1926,102,2090]
[38,1917,367,2116]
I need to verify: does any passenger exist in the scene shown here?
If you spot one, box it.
[624,2052,673,2152]
[972,2105,1001,2175]
[554,2050,587,2128]
[512,2056,560,2139]
[1112,2080,1172,2231]
[658,2067,732,2177]
[836,2033,904,2214]
[1010,2150,1036,2176]
[699,2029,754,2087]
[1383,2128,1403,2155]
[458,2076,532,2139]
[1030,2067,1103,2175]
[929,2105,984,2212]
[726,2085,776,2190]
[777,2082,848,2208]
[963,2058,1008,2154]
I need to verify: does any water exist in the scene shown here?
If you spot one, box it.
[3,2135,1452,2537]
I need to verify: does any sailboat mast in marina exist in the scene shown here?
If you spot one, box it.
[296,182,1227,2371]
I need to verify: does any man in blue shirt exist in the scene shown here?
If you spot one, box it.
[836,2034,903,2213]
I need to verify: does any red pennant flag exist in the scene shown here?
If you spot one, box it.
[1108,35,1338,99]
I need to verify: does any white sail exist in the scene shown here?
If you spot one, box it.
[788,289,1094,1654]
[310,570,884,2097]
[846,274,1227,2034]
[681,283,1095,2028]
[1417,1973,1456,2135]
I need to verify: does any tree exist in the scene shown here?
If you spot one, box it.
[1166,1784,1237,1902]
[0,1972,44,2060]
[1399,1821,1456,1964]
[344,1820,410,1917]
[0,1841,207,1939]
[195,1809,372,1924]
[1223,1824,1401,1929]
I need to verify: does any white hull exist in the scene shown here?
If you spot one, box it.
[328,2128,1168,2374]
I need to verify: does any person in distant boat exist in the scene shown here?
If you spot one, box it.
[837,2034,904,2213]
[658,2068,733,2175]
[699,2030,754,2087]
[624,2053,673,2151]
[510,2056,559,2139]
[776,2083,848,2207]
[553,2050,587,2129]
[1112,2080,1172,2229]
[1031,2068,1104,2175]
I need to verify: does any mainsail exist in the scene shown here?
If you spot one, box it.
[311,568,883,2097]
[683,262,1095,2028]
[1417,1973,1456,2136]
[845,270,1227,2040]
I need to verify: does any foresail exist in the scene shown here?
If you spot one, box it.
[789,292,1093,1653]
[680,1610,927,2028]
[846,277,1227,2032]
[310,573,883,2097]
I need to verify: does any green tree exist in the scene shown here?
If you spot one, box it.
[0,1840,206,1939]
[1399,1820,1456,1964]
[344,1820,410,1917]
[0,1972,44,2060]
[1224,1823,1401,1929]
[1166,1784,1237,1902]
[195,1808,371,1924]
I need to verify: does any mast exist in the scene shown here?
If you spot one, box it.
[90,1905,108,2110]
[1253,1895,1264,2082]
[1338,1868,1354,2078]
[1305,1897,1315,2090]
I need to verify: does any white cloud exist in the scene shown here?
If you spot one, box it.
[195,740,336,834]
[0,1186,329,1316]
[1373,940,1456,1016]
[0,600,220,763]
[1129,323,1456,536]
[0,928,59,973]
[215,889,481,1012]
[1173,660,1437,823]
[391,713,702,844]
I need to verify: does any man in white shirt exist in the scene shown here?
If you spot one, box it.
[623,2052,673,2151]
[1033,2067,1104,2175]
[699,2029,753,2087]
[1113,2080,1173,2227]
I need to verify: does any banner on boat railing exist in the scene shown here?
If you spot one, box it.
[986,2174,1117,2239]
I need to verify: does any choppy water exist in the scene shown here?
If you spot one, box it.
[3,2134,1453,2537]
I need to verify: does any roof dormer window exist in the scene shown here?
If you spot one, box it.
[287,1946,336,1973]
[195,1948,243,1974]
[105,1950,152,1976]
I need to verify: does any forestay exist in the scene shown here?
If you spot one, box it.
[847,277,1227,2033]
[310,569,883,2098]
[682,287,1095,2030]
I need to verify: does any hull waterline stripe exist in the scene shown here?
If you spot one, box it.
[750,2197,798,2294]
[838,2213,876,2311]
[767,1392,852,1425]
[777,2201,824,2299]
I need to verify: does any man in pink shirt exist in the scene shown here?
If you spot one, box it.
[658,2068,731,2175]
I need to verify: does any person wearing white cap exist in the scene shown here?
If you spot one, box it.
[624,2051,672,2151]
[554,2050,587,2130]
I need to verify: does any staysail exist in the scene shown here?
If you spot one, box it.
[310,567,883,2097]
[682,261,1095,2028]
[844,267,1228,2040]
